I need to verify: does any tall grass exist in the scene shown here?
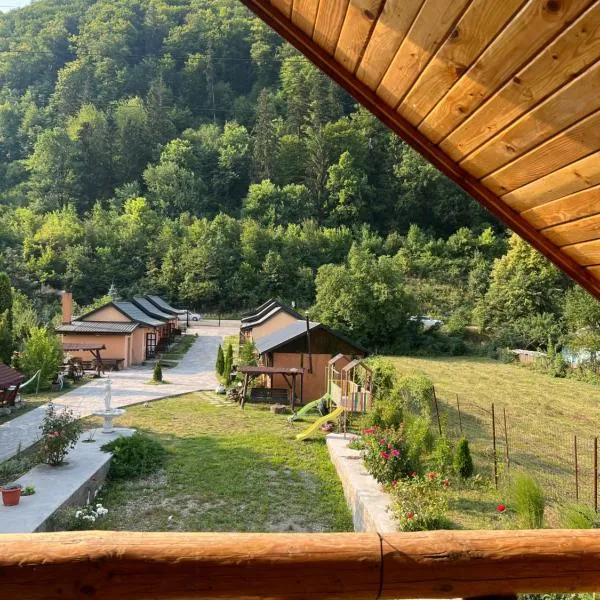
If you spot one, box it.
[512,472,545,528]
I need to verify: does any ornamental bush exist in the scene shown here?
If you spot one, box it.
[215,344,224,375]
[20,327,63,390]
[153,361,163,382]
[102,433,165,479]
[39,404,84,466]
[453,436,474,478]
[361,425,414,485]
[391,472,450,532]
[512,472,545,529]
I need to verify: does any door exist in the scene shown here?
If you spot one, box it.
[146,331,157,359]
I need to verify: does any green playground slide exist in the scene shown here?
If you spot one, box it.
[295,405,344,441]
[288,396,327,422]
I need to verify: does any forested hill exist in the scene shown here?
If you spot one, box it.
[7,0,570,356]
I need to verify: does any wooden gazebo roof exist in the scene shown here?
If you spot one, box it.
[240,0,600,298]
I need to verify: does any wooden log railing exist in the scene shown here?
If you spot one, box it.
[1,530,600,599]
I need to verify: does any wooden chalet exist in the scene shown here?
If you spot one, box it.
[56,293,182,367]
[254,319,367,402]
[239,300,304,344]
[5,1,600,597]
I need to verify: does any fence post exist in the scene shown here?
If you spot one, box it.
[574,435,579,502]
[595,437,598,513]
[492,403,498,490]
[456,394,463,435]
[503,407,510,472]
[432,387,442,437]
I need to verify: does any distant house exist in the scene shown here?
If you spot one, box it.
[240,300,303,344]
[254,319,367,402]
[56,293,182,368]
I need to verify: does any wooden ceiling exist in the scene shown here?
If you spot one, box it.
[239,0,600,297]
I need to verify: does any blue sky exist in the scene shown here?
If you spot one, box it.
[0,0,31,11]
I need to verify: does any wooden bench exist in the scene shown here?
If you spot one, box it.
[102,358,125,372]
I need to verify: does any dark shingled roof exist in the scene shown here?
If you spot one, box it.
[0,362,25,389]
[240,304,303,330]
[132,297,173,321]
[240,298,275,320]
[56,321,138,334]
[115,302,165,327]
[255,320,367,355]
[146,295,187,315]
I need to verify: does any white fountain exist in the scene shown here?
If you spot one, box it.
[92,379,125,433]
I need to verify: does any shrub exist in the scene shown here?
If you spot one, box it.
[404,413,434,468]
[153,361,163,382]
[102,433,165,479]
[453,437,474,478]
[39,404,84,466]
[239,340,257,367]
[49,503,109,531]
[365,357,399,402]
[512,472,545,528]
[368,397,403,430]
[361,426,414,485]
[215,344,224,375]
[560,504,599,529]
[432,435,454,474]
[391,472,450,531]
[20,327,63,389]
[223,342,233,383]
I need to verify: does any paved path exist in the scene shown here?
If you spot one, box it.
[0,324,239,464]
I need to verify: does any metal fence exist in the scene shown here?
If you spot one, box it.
[430,389,599,509]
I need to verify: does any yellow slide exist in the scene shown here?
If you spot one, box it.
[295,405,344,441]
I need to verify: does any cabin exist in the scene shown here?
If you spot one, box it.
[56,293,184,368]
[253,319,367,403]
[239,300,303,344]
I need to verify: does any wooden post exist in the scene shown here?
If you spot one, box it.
[432,387,442,436]
[503,407,510,472]
[595,436,598,512]
[241,373,249,410]
[291,374,296,412]
[456,393,463,435]
[492,403,498,490]
[574,435,579,502]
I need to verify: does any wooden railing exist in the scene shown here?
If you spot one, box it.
[1,530,600,599]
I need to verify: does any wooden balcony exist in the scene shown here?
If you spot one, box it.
[2,530,599,599]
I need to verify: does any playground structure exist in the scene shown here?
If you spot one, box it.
[295,355,373,440]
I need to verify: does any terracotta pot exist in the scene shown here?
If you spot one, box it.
[1,485,22,506]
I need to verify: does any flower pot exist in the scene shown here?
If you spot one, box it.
[1,485,22,506]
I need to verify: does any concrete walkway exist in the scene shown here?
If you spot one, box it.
[0,324,239,464]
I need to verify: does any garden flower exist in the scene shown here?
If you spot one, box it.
[391,480,398,486]
[391,449,400,457]
[443,479,449,487]
[380,451,390,459]
[379,438,386,445]
[406,512,414,519]
[428,471,436,480]
[410,470,417,478]
[497,504,506,513]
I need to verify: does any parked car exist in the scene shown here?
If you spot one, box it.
[409,315,443,331]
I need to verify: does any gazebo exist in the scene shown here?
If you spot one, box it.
[238,365,305,410]
[0,361,25,407]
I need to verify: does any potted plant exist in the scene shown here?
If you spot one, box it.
[1,483,23,506]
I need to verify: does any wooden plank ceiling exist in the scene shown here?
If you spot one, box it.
[239,0,600,298]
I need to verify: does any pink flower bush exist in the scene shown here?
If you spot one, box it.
[361,425,415,485]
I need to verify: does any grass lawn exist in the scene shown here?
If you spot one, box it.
[389,355,600,527]
[81,392,352,532]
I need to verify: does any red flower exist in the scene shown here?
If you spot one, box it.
[410,470,417,478]
[380,451,390,460]
[363,427,376,434]
[391,449,400,457]
[497,504,506,513]
[443,479,450,487]
[391,480,398,486]
[428,471,436,480]
[406,512,414,519]
[379,438,386,445]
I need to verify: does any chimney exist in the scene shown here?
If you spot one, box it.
[61,292,73,325]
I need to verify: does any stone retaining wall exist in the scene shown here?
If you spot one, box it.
[326,433,397,533]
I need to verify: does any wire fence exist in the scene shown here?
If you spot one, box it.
[430,389,599,509]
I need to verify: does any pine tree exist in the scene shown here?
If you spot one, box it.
[216,344,224,375]
[153,361,163,383]
[223,342,233,384]
[453,437,474,478]
[0,273,13,364]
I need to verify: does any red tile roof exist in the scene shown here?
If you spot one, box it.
[0,362,25,389]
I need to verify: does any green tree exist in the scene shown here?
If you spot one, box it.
[453,437,474,478]
[216,344,224,375]
[312,244,416,351]
[564,286,600,368]
[223,342,233,384]
[0,273,14,363]
[20,327,63,389]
